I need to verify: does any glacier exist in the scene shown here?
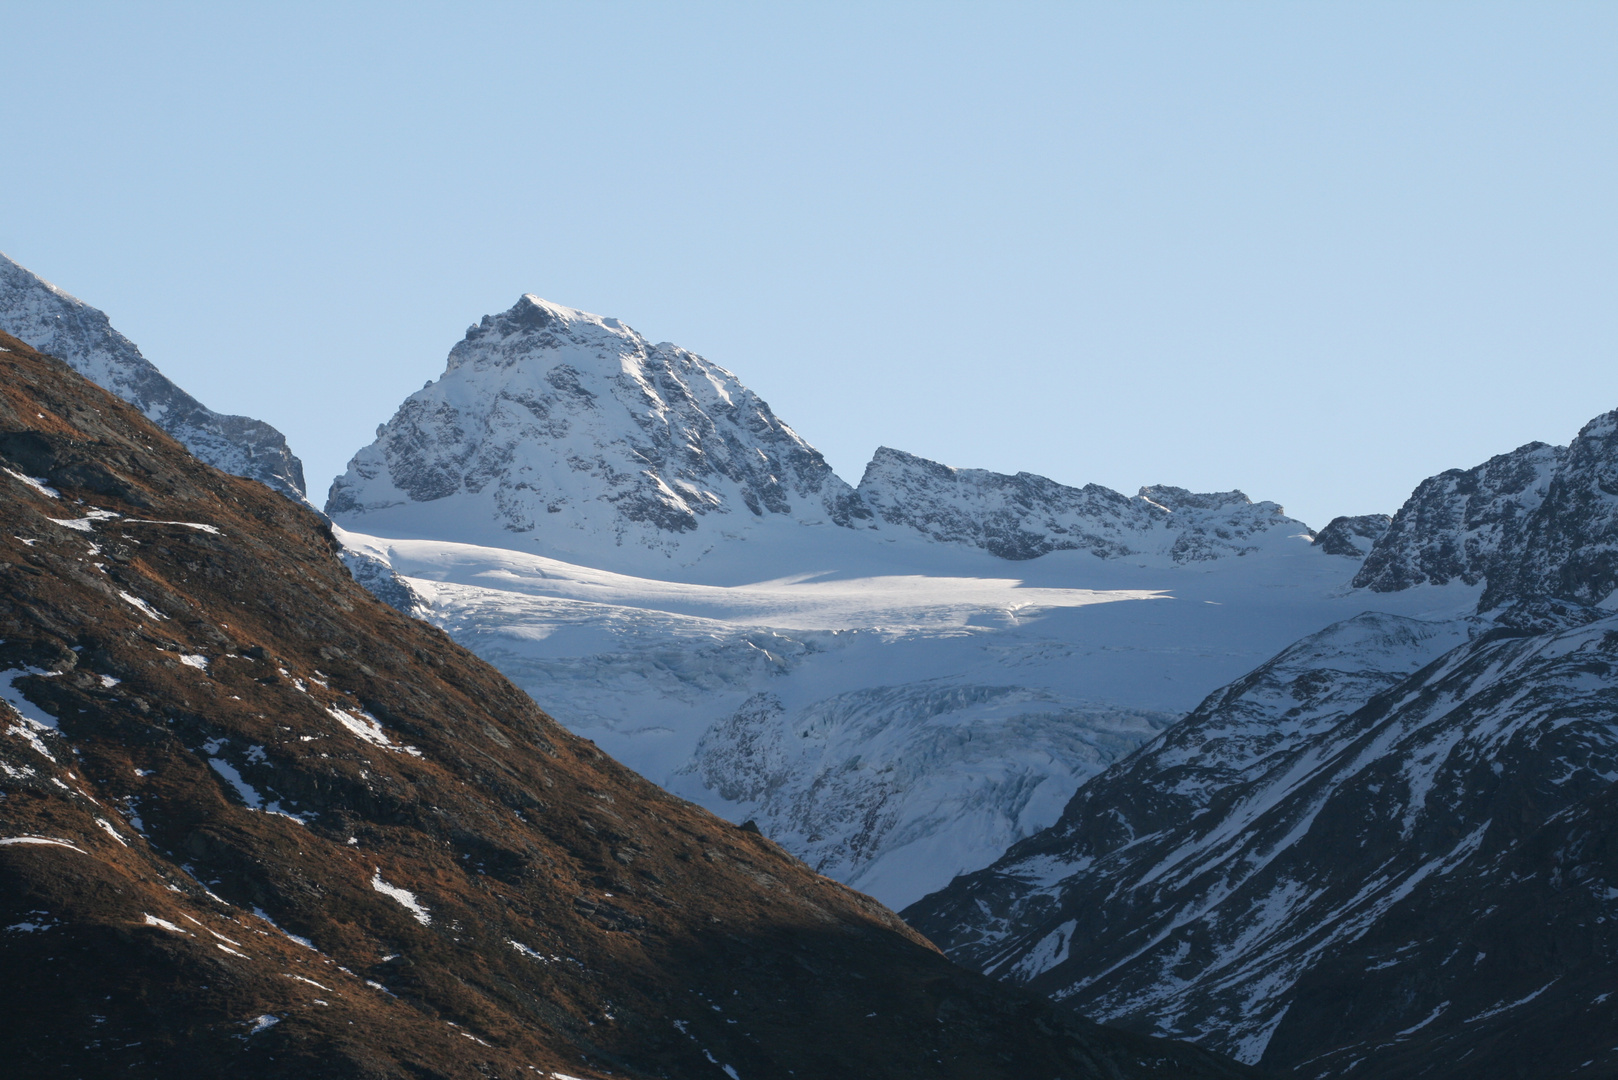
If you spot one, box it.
[323,297,1484,907]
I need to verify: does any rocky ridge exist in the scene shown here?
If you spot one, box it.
[1352,410,1618,612]
[0,252,307,500]
[856,447,1313,563]
[0,329,1255,1079]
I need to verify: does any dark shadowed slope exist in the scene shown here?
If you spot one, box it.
[0,330,1253,1080]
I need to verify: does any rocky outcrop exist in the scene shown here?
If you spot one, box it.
[0,330,1255,1079]
[1353,409,1618,611]
[1494,409,1618,609]
[856,447,1311,563]
[1310,513,1391,557]
[1352,440,1563,593]
[0,252,306,499]
[327,296,869,561]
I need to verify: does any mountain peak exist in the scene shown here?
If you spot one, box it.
[463,294,623,342]
[328,297,866,564]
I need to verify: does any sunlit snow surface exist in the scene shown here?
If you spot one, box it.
[338,524,1474,908]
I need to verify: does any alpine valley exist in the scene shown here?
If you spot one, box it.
[3,262,1616,1080]
[0,280,1249,1077]
[324,296,1472,911]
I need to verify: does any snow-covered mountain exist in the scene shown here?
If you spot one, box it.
[328,295,1327,575]
[326,296,1471,909]
[327,296,869,570]
[0,252,307,499]
[905,405,1618,1078]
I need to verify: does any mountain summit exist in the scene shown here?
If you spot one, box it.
[330,295,1322,579]
[328,296,869,564]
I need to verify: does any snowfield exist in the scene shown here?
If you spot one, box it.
[338,524,1473,907]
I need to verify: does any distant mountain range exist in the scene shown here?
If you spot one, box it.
[326,294,1320,573]
[325,295,1456,909]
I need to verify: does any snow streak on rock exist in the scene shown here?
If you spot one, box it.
[907,599,1618,1074]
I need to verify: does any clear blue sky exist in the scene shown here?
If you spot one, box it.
[3,2,1615,530]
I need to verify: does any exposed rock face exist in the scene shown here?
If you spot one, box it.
[1266,753,1618,1080]
[0,252,307,500]
[855,447,1310,563]
[1497,409,1618,609]
[1349,411,1618,613]
[1352,440,1563,594]
[0,330,1254,1080]
[327,296,869,559]
[1311,513,1391,557]
[906,602,1618,1076]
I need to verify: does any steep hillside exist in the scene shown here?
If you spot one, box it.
[909,600,1618,1076]
[0,330,1252,1079]
[0,252,307,499]
[906,405,1618,1078]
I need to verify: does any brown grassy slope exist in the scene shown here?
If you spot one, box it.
[0,331,1257,1080]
